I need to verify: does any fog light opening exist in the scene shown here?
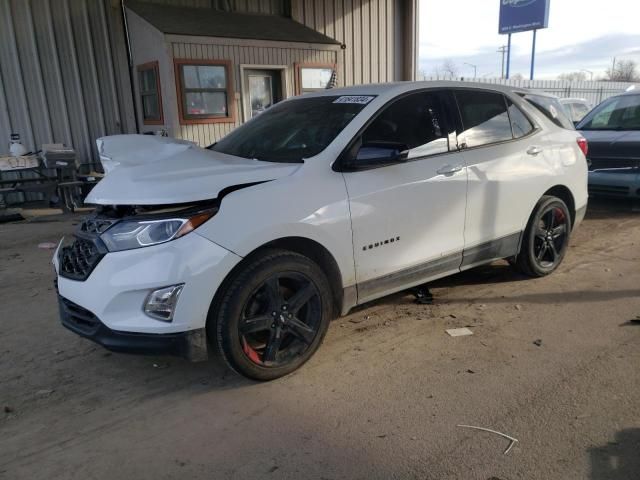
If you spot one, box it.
[143,284,184,322]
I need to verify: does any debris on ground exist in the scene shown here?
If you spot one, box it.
[412,285,434,305]
[631,315,640,323]
[457,424,519,455]
[533,339,543,346]
[35,389,54,397]
[349,315,369,324]
[152,363,169,369]
[515,304,523,311]
[4,405,13,413]
[446,327,474,337]
[466,369,476,374]
[37,242,57,250]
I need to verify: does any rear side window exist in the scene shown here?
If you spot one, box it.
[506,98,534,138]
[521,94,574,129]
[455,90,513,148]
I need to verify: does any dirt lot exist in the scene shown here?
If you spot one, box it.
[1,199,639,480]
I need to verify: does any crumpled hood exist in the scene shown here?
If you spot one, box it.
[87,135,301,205]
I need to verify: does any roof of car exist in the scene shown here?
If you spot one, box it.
[126,1,341,45]
[306,80,542,98]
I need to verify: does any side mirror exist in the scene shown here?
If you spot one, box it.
[352,142,409,169]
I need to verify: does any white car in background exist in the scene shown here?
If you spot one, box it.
[54,82,589,380]
[559,97,593,124]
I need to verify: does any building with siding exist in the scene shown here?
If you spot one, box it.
[0,0,418,166]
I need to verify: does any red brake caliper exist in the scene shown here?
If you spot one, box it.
[241,337,262,365]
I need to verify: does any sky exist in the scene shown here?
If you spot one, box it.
[419,0,640,80]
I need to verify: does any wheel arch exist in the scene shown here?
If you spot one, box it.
[207,237,345,328]
[543,185,576,227]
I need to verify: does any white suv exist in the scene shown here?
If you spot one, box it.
[54,82,588,380]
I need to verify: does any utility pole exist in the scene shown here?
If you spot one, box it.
[498,45,508,79]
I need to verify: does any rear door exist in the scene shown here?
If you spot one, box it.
[342,90,468,303]
[452,89,538,268]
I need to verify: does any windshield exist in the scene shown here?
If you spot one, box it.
[577,94,640,130]
[519,93,575,130]
[210,95,372,162]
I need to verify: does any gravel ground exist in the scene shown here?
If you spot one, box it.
[1,198,639,480]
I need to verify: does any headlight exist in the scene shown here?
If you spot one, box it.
[100,210,214,252]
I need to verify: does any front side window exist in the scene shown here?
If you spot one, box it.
[296,63,335,94]
[175,60,234,124]
[358,91,451,161]
[211,95,369,162]
[578,94,640,130]
[455,90,513,148]
[137,62,163,125]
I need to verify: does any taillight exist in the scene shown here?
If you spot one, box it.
[577,137,588,157]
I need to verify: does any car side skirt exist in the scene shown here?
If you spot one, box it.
[344,232,522,312]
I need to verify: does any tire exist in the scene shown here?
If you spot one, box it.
[210,249,333,381]
[515,195,572,277]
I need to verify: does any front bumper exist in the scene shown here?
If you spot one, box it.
[588,170,640,198]
[58,295,208,361]
[53,231,242,335]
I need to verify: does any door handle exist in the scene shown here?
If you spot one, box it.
[527,146,543,156]
[437,164,464,175]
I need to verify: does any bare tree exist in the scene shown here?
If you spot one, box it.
[441,59,459,79]
[604,59,639,82]
[557,71,587,82]
[510,73,525,80]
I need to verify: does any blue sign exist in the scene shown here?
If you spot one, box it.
[499,0,550,34]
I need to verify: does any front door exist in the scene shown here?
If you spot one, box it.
[243,69,283,119]
[342,90,468,304]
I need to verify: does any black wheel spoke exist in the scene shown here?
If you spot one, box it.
[547,209,556,229]
[548,240,559,260]
[536,243,548,261]
[263,327,283,363]
[240,314,273,334]
[552,224,566,238]
[535,227,547,240]
[287,316,316,345]
[264,276,282,310]
[287,282,316,314]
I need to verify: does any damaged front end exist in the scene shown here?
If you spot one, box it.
[58,200,219,281]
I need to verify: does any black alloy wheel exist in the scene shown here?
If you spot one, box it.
[532,204,569,269]
[211,249,332,381]
[239,272,322,367]
[515,195,572,277]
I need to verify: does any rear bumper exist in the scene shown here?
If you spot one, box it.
[58,295,208,361]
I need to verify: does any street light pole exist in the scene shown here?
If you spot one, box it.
[580,69,594,81]
[464,62,477,79]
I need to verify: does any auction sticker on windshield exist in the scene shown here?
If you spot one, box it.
[333,96,375,104]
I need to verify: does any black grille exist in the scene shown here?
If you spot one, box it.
[80,217,117,234]
[59,237,105,280]
[588,184,630,197]
[59,296,100,335]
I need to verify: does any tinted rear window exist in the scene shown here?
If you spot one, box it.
[520,94,575,130]
[455,90,513,148]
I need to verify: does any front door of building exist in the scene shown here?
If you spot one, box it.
[243,69,283,120]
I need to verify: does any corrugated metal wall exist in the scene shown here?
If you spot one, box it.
[0,0,136,165]
[169,39,337,145]
[291,0,397,85]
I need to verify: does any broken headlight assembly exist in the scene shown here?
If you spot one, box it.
[100,209,216,252]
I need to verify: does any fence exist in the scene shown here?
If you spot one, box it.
[421,77,636,106]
